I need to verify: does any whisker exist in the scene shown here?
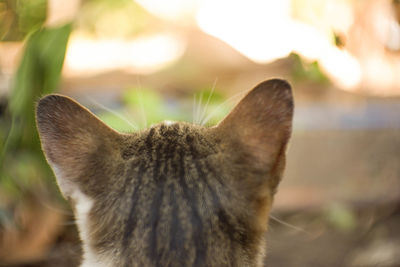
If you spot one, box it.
[135,90,148,129]
[269,214,311,235]
[195,90,204,125]
[86,97,138,131]
[123,109,140,132]
[201,89,249,126]
[38,198,74,216]
[135,77,148,128]
[200,77,218,126]
[192,94,197,124]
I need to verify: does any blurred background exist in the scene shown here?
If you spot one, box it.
[1,0,400,266]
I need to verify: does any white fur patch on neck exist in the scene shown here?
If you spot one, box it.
[71,189,93,252]
[50,164,112,267]
[74,189,114,267]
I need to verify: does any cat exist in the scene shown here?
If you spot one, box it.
[35,78,293,267]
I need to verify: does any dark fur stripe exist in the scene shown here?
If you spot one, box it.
[148,176,165,264]
[177,150,206,267]
[113,123,265,266]
[122,162,146,249]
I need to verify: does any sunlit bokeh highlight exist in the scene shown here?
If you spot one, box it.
[64,33,186,75]
[132,0,400,94]
[45,0,81,27]
[197,0,362,89]
[135,0,199,20]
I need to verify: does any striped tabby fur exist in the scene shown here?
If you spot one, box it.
[36,79,294,266]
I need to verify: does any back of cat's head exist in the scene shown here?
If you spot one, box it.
[36,79,293,267]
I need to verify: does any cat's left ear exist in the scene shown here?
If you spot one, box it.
[36,94,122,197]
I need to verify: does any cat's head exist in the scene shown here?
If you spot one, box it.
[36,79,293,267]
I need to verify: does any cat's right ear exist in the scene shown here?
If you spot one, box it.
[36,94,122,197]
[213,79,294,180]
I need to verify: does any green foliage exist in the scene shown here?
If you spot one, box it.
[1,24,72,211]
[97,86,230,133]
[0,0,47,41]
[7,24,72,152]
[193,87,229,126]
[325,203,357,232]
[290,53,330,84]
[119,88,189,130]
[16,0,47,34]
[98,110,137,133]
[123,88,165,127]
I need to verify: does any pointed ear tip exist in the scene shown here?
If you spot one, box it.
[36,94,77,123]
[37,94,75,112]
[255,78,293,103]
[258,78,292,93]
[37,94,68,108]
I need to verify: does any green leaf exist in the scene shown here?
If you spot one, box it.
[326,203,357,232]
